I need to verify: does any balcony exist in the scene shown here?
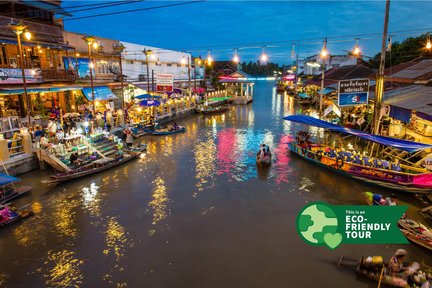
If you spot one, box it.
[41,69,78,82]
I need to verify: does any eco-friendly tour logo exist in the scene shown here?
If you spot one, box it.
[296,202,408,249]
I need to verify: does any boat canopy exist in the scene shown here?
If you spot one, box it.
[283,114,432,153]
[298,93,311,99]
[0,174,20,186]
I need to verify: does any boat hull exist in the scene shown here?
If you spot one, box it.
[256,155,271,166]
[288,143,432,193]
[41,154,138,184]
[1,185,31,204]
[152,127,186,135]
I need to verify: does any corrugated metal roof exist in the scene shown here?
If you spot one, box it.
[383,85,432,115]
[390,60,432,80]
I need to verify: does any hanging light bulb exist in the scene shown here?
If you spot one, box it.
[426,32,432,50]
[260,46,268,62]
[92,41,98,49]
[387,36,393,52]
[291,44,296,59]
[352,38,361,56]
[180,56,187,65]
[321,38,328,58]
[233,48,239,63]
[207,50,213,65]
[24,30,31,41]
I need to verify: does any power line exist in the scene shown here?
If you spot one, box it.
[64,1,206,22]
[67,0,145,13]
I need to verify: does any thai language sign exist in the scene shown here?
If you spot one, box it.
[156,73,173,92]
[297,202,407,250]
[338,78,369,106]
[0,68,42,84]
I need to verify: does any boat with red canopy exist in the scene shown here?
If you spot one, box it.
[283,115,432,193]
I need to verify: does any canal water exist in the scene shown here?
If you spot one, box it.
[1,81,432,288]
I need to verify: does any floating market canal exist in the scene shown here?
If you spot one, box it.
[2,81,432,288]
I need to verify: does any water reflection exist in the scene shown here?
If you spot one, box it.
[103,217,128,261]
[51,195,80,238]
[82,183,101,217]
[44,249,84,287]
[194,134,216,195]
[148,176,169,234]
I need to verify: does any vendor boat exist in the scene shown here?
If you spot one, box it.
[125,143,147,153]
[152,126,186,136]
[41,152,139,184]
[356,256,419,288]
[0,173,31,204]
[130,124,154,138]
[283,115,432,193]
[0,205,34,228]
[196,105,229,115]
[398,219,432,251]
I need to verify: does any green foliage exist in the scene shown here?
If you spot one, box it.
[32,95,46,117]
[240,61,283,77]
[369,34,432,68]
[74,94,86,106]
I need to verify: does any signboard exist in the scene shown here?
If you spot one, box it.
[424,154,432,170]
[63,57,95,79]
[156,73,173,92]
[0,68,42,84]
[338,79,369,106]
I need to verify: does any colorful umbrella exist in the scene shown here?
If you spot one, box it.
[137,99,161,107]
[135,94,162,99]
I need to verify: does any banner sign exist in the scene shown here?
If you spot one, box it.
[338,79,369,106]
[63,57,95,79]
[0,68,42,84]
[297,202,407,250]
[156,73,173,92]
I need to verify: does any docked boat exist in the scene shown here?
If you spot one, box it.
[196,105,229,115]
[125,143,147,153]
[0,206,34,228]
[283,115,432,193]
[41,152,139,184]
[152,126,186,136]
[0,174,32,204]
[398,218,432,251]
[130,124,154,138]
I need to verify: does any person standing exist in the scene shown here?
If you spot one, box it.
[124,128,134,147]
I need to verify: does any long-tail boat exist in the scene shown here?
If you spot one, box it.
[283,115,432,193]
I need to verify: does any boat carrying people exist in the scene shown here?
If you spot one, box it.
[283,115,432,193]
[0,173,32,204]
[256,144,272,166]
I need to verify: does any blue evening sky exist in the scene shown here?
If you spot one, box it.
[63,1,432,64]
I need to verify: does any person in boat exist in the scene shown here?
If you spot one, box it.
[388,249,408,276]
[0,205,12,222]
[34,125,44,142]
[172,122,180,131]
[384,194,398,206]
[123,128,134,147]
[69,152,82,166]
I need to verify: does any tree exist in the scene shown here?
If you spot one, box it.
[369,34,431,68]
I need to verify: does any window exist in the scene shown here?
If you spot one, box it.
[0,46,7,65]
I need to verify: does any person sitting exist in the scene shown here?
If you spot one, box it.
[39,135,51,149]
[384,194,398,206]
[172,122,180,131]
[34,125,44,142]
[69,152,82,166]
[0,205,11,222]
[388,249,408,276]
[265,144,271,156]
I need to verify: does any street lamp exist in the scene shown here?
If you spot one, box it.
[260,46,268,62]
[426,32,432,50]
[143,48,153,95]
[9,22,32,127]
[352,38,361,56]
[193,57,202,91]
[319,38,329,117]
[233,48,239,63]
[82,35,96,116]
[113,43,126,121]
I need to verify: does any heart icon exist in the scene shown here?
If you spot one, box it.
[324,233,343,249]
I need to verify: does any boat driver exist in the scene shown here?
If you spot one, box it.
[389,249,408,276]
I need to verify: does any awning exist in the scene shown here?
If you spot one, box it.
[82,86,117,101]
[20,0,72,16]
[298,93,311,99]
[318,88,334,95]
[0,86,83,95]
[0,173,20,186]
[0,38,74,50]
[283,114,432,152]
[389,105,412,123]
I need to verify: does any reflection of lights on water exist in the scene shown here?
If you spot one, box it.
[194,137,216,194]
[139,152,146,159]
[248,110,254,127]
[103,217,128,261]
[149,177,169,228]
[82,183,101,216]
[262,131,274,147]
[52,196,79,237]
[44,249,84,288]
[0,273,8,286]
[31,201,43,213]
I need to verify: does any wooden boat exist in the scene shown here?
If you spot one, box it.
[256,154,271,166]
[356,256,411,287]
[130,124,154,138]
[284,115,432,193]
[0,174,32,204]
[41,152,139,184]
[125,143,147,153]
[152,126,186,136]
[196,105,229,115]
[0,207,34,228]
[398,218,432,251]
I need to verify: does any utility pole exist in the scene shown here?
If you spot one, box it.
[373,0,391,135]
